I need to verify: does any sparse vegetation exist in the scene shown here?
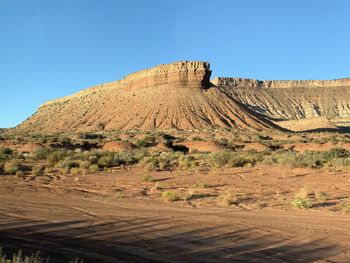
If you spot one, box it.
[3,160,23,175]
[162,191,180,202]
[32,165,45,176]
[291,197,312,209]
[1,131,350,177]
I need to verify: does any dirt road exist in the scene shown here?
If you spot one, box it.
[0,169,349,262]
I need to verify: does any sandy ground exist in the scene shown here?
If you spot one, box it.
[0,167,349,262]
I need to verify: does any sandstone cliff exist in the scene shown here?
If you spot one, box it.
[16,61,280,133]
[214,77,350,120]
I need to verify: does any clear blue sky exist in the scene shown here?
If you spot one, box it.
[1,0,350,128]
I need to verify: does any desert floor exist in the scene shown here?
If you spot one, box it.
[0,167,349,262]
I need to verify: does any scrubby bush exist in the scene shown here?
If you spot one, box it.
[3,160,22,175]
[291,198,312,209]
[0,147,13,161]
[32,148,52,160]
[89,164,100,172]
[162,191,180,202]
[208,151,263,167]
[135,139,150,147]
[32,164,45,176]
[97,154,115,168]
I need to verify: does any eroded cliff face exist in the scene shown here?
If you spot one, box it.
[214,77,350,120]
[16,61,279,134]
[121,61,212,90]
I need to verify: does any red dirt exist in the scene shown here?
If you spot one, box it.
[0,167,349,262]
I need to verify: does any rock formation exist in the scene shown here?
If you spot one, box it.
[15,60,350,134]
[213,77,350,119]
[15,61,281,134]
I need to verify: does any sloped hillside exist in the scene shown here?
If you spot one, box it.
[15,61,281,134]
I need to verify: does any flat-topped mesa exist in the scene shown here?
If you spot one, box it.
[212,77,350,89]
[121,61,212,90]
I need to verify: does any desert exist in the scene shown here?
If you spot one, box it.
[1,60,350,262]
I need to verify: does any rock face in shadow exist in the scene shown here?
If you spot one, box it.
[15,61,281,134]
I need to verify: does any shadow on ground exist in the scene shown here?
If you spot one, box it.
[0,213,340,263]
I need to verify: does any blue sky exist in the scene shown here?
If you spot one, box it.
[1,0,350,128]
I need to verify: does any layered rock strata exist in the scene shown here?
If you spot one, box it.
[16,61,280,133]
[214,77,350,119]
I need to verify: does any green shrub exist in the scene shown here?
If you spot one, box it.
[143,175,156,182]
[135,139,150,147]
[47,150,68,165]
[162,191,180,202]
[89,164,100,171]
[32,148,52,160]
[291,198,312,209]
[0,147,13,155]
[178,155,193,169]
[56,159,79,170]
[32,165,45,176]
[97,154,114,168]
[141,156,159,171]
[3,160,22,175]
[0,147,13,161]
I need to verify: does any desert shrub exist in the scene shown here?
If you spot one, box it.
[32,165,45,176]
[322,148,349,160]
[328,157,350,167]
[79,133,104,140]
[143,135,156,143]
[158,152,181,170]
[261,150,299,167]
[3,160,22,175]
[70,167,81,175]
[79,160,91,169]
[0,162,3,174]
[56,158,79,170]
[215,138,228,147]
[0,247,83,263]
[162,191,180,202]
[0,147,13,155]
[143,175,156,182]
[97,154,115,168]
[135,139,150,147]
[337,203,350,213]
[178,155,194,169]
[0,147,13,161]
[191,136,203,142]
[194,182,210,188]
[32,148,53,160]
[114,151,140,165]
[141,156,159,171]
[208,151,232,166]
[291,198,312,209]
[47,150,69,165]
[89,164,100,171]
[208,151,263,167]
